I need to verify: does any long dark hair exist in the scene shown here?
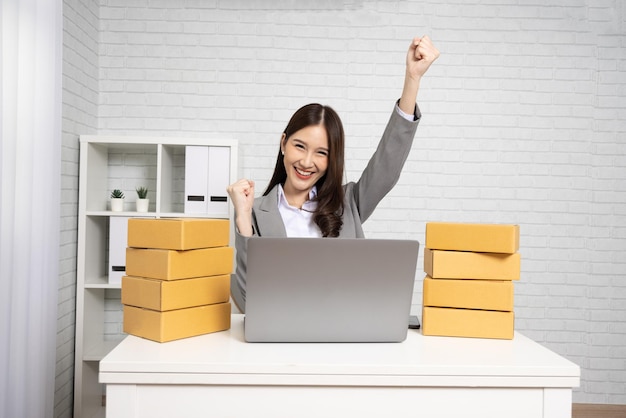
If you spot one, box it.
[264,103,345,237]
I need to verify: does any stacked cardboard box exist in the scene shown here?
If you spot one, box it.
[122,218,233,342]
[421,222,520,340]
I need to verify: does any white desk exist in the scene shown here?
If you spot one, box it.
[100,314,579,418]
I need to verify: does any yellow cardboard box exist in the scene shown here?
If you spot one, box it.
[126,246,234,280]
[425,222,519,254]
[423,276,514,311]
[128,218,230,250]
[123,302,231,343]
[424,248,520,280]
[422,306,514,340]
[122,274,230,311]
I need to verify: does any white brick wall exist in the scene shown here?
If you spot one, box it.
[59,1,99,418]
[60,0,626,411]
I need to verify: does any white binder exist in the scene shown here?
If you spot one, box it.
[184,146,209,214]
[108,216,129,285]
[207,146,230,216]
[184,146,230,216]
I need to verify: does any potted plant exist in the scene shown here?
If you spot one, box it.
[135,186,149,212]
[110,189,125,212]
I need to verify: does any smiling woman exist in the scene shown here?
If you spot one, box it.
[226,35,440,313]
[272,104,341,237]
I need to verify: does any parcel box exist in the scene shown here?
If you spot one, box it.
[126,246,234,280]
[422,306,514,340]
[425,222,519,254]
[424,248,520,280]
[122,274,230,311]
[128,218,230,250]
[422,276,514,312]
[123,302,231,343]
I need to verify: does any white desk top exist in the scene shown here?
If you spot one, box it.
[100,314,579,388]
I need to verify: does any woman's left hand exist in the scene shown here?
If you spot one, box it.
[406,35,440,81]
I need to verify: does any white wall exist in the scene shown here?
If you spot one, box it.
[59,0,626,411]
[58,1,99,417]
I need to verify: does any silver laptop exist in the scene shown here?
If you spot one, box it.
[244,237,419,343]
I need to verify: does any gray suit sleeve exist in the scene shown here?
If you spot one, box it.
[231,225,253,313]
[352,103,421,222]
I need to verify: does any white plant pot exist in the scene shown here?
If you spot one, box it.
[136,198,149,213]
[111,198,124,212]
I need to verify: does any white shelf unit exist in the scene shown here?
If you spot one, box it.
[74,136,238,418]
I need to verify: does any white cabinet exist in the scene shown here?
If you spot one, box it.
[74,136,238,418]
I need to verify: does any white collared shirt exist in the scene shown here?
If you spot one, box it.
[278,184,322,237]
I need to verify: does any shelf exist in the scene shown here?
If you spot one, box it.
[85,282,121,290]
[157,211,230,219]
[87,211,156,217]
[83,143,159,213]
[75,135,238,418]
[86,211,229,219]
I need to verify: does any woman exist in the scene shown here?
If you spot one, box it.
[228,35,439,312]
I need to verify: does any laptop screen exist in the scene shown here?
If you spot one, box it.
[243,237,419,343]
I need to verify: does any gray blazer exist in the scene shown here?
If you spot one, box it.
[231,103,421,312]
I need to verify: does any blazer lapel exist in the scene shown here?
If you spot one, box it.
[255,185,287,237]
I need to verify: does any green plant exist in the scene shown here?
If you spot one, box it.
[110,189,125,199]
[136,186,148,199]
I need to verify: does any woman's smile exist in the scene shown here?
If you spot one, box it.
[294,167,315,179]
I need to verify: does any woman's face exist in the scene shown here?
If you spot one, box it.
[281,124,329,204]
